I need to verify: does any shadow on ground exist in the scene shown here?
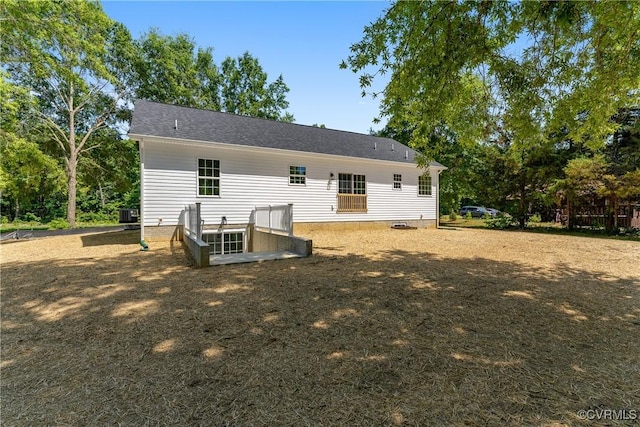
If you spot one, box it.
[80,230,142,247]
[2,241,639,426]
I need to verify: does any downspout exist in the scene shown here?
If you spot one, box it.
[437,169,442,228]
[139,139,149,250]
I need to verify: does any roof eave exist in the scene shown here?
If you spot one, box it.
[428,162,448,170]
[129,133,423,166]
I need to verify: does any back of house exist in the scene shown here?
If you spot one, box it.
[128,100,446,239]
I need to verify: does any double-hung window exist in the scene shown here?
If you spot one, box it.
[289,166,306,185]
[418,173,432,196]
[393,174,402,190]
[198,159,220,196]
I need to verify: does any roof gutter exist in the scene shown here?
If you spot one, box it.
[128,133,426,167]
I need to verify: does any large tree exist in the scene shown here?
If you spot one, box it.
[76,128,139,213]
[131,28,222,110]
[377,122,482,215]
[131,30,294,122]
[221,52,294,122]
[342,1,639,155]
[0,73,64,221]
[0,135,65,221]
[1,0,133,227]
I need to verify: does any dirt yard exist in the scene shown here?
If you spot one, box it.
[1,227,639,426]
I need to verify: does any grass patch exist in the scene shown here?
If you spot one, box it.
[0,224,51,233]
[440,217,640,241]
[439,218,488,228]
[0,220,121,234]
[522,224,640,241]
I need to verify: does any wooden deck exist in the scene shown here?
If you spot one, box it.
[210,250,303,266]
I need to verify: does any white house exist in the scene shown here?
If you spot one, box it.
[128,100,446,240]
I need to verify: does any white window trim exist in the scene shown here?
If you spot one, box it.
[418,174,433,197]
[197,158,221,198]
[202,230,246,255]
[288,165,307,186]
[393,173,402,191]
[338,172,366,195]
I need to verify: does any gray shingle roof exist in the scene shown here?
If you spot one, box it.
[129,100,446,167]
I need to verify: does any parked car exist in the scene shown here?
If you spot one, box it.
[460,206,491,218]
[486,208,501,217]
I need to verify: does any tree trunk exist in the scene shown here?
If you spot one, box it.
[609,196,619,233]
[67,152,77,228]
[99,182,106,209]
[66,85,77,228]
[518,172,527,228]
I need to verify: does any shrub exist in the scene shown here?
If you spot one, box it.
[483,212,491,220]
[449,210,458,221]
[528,214,542,224]
[1,216,8,225]
[465,211,472,220]
[486,215,519,230]
[77,211,118,224]
[49,218,69,229]
[624,227,640,237]
[22,212,41,223]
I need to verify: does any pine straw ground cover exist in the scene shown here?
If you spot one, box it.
[1,227,639,426]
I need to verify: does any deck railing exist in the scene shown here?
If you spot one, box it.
[252,204,293,236]
[178,202,209,267]
[336,194,367,213]
[183,203,202,240]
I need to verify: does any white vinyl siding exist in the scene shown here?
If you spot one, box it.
[141,138,438,225]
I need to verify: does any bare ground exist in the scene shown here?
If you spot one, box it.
[1,227,639,426]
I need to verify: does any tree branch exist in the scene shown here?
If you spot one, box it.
[73,79,110,113]
[39,112,69,152]
[47,75,69,112]
[76,117,107,155]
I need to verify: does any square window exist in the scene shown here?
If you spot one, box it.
[289,165,306,185]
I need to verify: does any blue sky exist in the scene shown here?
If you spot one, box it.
[102,1,392,134]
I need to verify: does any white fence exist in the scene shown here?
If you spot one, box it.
[183,203,202,240]
[179,203,209,267]
[252,204,293,236]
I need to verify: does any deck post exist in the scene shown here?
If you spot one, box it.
[288,203,294,236]
[437,170,442,228]
[139,139,145,241]
[196,202,202,240]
